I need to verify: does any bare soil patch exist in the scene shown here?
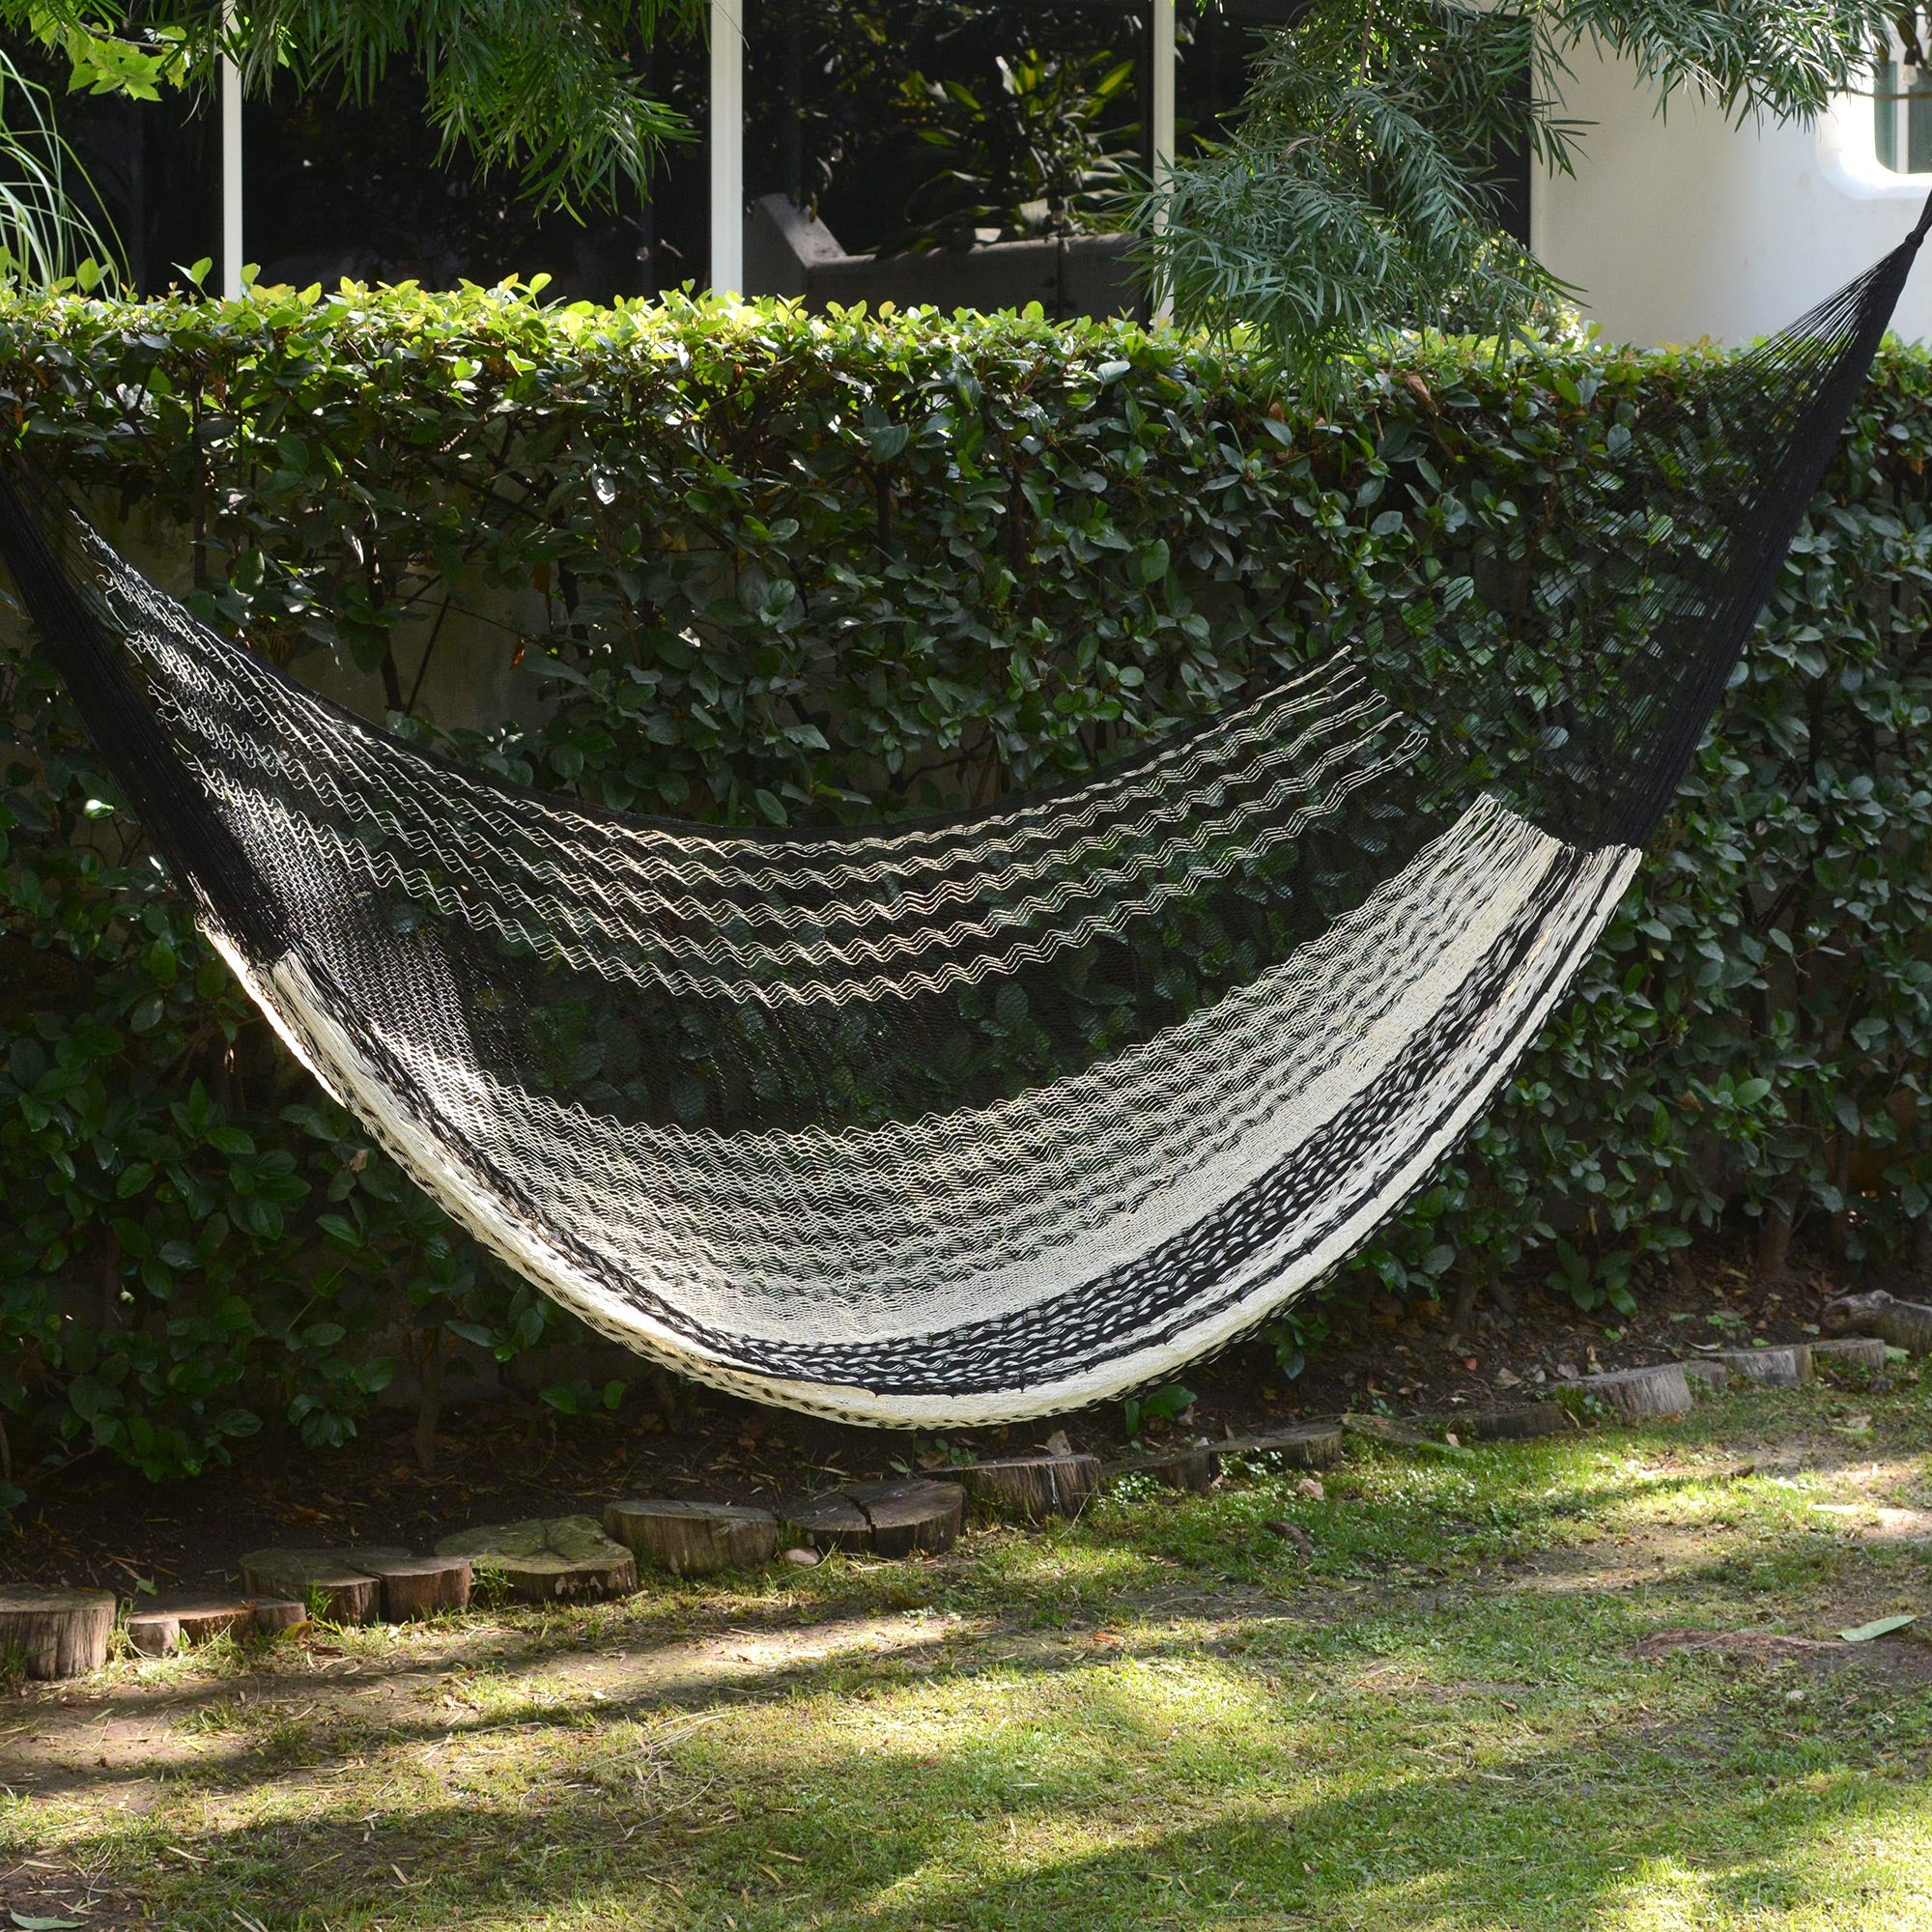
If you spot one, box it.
[0,1235,1884,1598]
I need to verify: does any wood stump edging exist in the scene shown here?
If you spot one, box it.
[1215,1424,1348,1469]
[780,1492,873,1554]
[356,1554,472,1620]
[842,1480,965,1557]
[1823,1292,1932,1355]
[236,1547,412,1626]
[1451,1405,1575,1442]
[604,1499,779,1577]
[1811,1336,1889,1372]
[0,1588,115,1680]
[1712,1344,1813,1386]
[1573,1362,1694,1420]
[434,1518,637,1604]
[956,1455,1103,1520]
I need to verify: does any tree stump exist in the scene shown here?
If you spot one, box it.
[1216,1424,1347,1469]
[842,1480,966,1557]
[350,1554,471,1620]
[434,1518,637,1604]
[603,1500,779,1577]
[1341,1413,1474,1458]
[1812,1336,1889,1373]
[174,1596,262,1645]
[237,1547,410,1626]
[779,1493,873,1554]
[1575,1363,1693,1420]
[1111,1446,1218,1492]
[1453,1406,1574,1442]
[125,1609,181,1658]
[0,1588,115,1680]
[1714,1344,1812,1386]
[1681,1359,1730,1391]
[1823,1290,1932,1355]
[957,1455,1103,1520]
[125,1593,305,1653]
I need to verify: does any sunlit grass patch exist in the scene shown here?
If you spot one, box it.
[8,1373,1932,1929]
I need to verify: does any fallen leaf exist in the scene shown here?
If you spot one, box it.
[1043,1429,1072,1458]
[11,1915,84,1930]
[1839,1613,1918,1642]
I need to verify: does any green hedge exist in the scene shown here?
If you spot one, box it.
[3,278,1931,1486]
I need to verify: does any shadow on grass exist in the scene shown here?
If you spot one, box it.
[21,1599,1932,1931]
[13,1396,1932,1928]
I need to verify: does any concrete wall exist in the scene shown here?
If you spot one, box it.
[1532,50,1932,346]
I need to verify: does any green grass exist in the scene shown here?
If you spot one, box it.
[4,1375,1931,1930]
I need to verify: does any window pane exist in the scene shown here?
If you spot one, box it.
[1910,72,1932,172]
[1881,59,1900,170]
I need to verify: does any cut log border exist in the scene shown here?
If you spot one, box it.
[237,1550,390,1627]
[780,1492,873,1554]
[1713,1344,1813,1386]
[22,1356,1892,1658]
[355,1555,472,1621]
[434,1518,638,1605]
[604,1499,779,1577]
[956,1455,1103,1520]
[1811,1336,1889,1373]
[0,1588,116,1681]
[1449,1405,1576,1442]
[1568,1363,1695,1421]
[1341,1413,1474,1459]
[1216,1424,1347,1469]
[1823,1293,1932,1355]
[841,1479,966,1558]
[1111,1446,1218,1492]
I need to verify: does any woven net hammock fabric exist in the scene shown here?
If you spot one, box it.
[2,220,1925,1425]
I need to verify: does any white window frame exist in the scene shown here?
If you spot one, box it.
[1872,22,1932,178]
[1819,35,1932,202]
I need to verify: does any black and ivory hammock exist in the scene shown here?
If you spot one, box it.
[3,213,1925,1427]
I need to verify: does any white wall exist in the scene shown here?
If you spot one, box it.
[1532,47,1932,346]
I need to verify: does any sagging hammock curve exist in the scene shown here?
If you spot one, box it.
[2,215,1925,1426]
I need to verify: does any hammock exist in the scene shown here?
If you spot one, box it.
[2,216,1925,1427]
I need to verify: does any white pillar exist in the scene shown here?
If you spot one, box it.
[710,0,746,296]
[220,28,242,297]
[1151,0,1176,325]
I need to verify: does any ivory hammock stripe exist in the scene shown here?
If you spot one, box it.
[3,207,1927,1425]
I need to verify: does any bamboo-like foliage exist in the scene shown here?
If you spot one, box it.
[0,46,120,289]
[11,0,706,214]
[1145,0,1903,391]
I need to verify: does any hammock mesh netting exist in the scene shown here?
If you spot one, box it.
[1,218,1925,1426]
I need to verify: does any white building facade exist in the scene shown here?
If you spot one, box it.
[1533,48,1932,345]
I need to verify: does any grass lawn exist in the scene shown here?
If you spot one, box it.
[3,1370,1929,1930]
